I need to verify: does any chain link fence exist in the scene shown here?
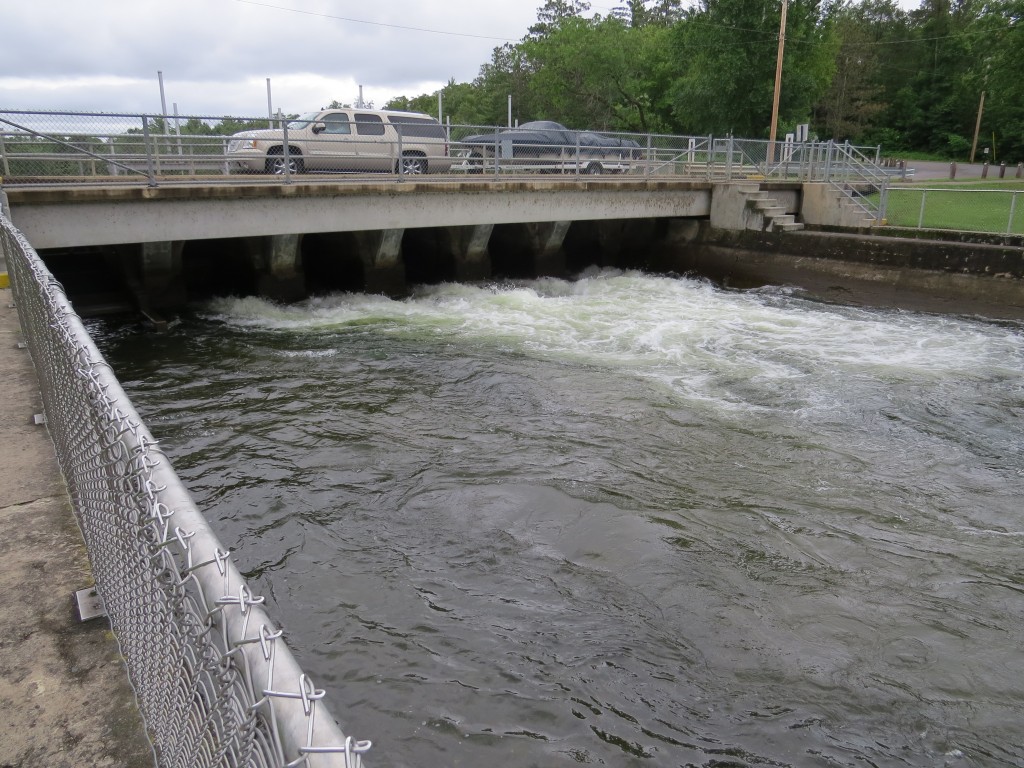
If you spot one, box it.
[0,212,370,768]
[880,186,1024,235]
[2,109,885,187]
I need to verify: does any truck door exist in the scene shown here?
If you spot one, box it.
[310,111,354,171]
[353,113,389,172]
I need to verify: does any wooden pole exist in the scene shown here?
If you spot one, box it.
[969,90,985,163]
[768,0,789,165]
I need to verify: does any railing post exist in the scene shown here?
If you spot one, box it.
[397,129,405,181]
[917,189,927,229]
[281,119,291,183]
[824,139,834,182]
[877,179,889,225]
[725,136,733,179]
[0,131,9,178]
[646,134,653,178]
[575,133,581,176]
[140,117,157,187]
[494,130,500,179]
[1008,191,1018,236]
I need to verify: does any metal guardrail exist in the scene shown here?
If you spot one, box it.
[1,109,886,188]
[0,212,370,768]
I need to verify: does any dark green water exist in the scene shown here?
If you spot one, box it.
[89,271,1024,767]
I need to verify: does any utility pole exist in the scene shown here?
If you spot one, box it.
[768,0,788,164]
[970,90,985,163]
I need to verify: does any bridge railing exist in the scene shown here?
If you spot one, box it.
[1,109,885,187]
[0,212,371,768]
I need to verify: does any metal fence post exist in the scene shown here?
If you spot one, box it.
[646,134,653,178]
[281,119,291,184]
[397,129,405,181]
[494,130,500,179]
[824,140,834,182]
[917,189,927,229]
[140,117,157,187]
[0,131,9,178]
[1008,191,1019,236]
[725,136,733,179]
[877,179,889,225]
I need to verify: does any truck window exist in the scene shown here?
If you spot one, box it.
[321,113,352,134]
[388,116,445,139]
[354,114,385,136]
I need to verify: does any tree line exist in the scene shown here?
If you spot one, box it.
[384,0,1023,162]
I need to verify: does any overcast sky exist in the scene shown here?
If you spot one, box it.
[3,0,921,121]
[0,0,581,118]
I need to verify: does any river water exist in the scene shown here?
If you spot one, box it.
[87,269,1024,767]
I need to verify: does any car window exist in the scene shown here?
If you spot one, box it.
[388,115,444,139]
[354,114,385,136]
[321,112,352,134]
[286,112,320,129]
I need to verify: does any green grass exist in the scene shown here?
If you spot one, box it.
[870,184,1024,234]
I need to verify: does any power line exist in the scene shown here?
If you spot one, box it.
[233,0,520,42]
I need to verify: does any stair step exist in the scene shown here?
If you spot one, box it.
[774,221,805,232]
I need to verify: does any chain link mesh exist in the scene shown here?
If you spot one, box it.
[0,213,370,768]
[2,109,883,186]
[881,187,1024,234]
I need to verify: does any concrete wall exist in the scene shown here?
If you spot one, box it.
[645,223,1024,320]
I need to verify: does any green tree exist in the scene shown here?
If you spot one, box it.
[523,15,676,131]
[981,0,1024,160]
[670,0,840,137]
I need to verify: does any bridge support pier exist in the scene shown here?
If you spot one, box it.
[355,228,406,295]
[133,240,186,311]
[525,221,570,276]
[444,224,494,282]
[252,234,305,302]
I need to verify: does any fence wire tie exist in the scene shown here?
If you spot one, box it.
[216,584,265,616]
[169,525,196,555]
[232,623,284,660]
[263,673,324,720]
[182,550,229,577]
[297,735,373,767]
[214,547,232,576]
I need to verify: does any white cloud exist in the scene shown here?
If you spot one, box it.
[0,0,545,117]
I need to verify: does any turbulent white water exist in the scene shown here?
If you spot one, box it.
[97,270,1024,767]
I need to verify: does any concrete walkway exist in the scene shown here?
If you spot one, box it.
[0,288,153,767]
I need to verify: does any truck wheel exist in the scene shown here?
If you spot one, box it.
[398,154,427,175]
[266,148,303,175]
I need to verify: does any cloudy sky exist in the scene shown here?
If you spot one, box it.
[1,0,601,118]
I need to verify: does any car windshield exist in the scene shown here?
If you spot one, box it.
[285,112,321,130]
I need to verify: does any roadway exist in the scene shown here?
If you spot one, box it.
[907,159,1020,181]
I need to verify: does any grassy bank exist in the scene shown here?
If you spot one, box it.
[875,182,1024,233]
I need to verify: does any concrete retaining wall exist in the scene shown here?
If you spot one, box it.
[640,222,1024,320]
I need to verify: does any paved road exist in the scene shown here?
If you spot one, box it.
[906,159,1022,181]
[0,289,153,767]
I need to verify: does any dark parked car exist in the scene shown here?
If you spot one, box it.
[457,121,641,174]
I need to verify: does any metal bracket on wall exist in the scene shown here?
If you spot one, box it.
[32,413,45,425]
[74,586,108,622]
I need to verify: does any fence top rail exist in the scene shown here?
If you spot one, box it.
[887,186,1023,192]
